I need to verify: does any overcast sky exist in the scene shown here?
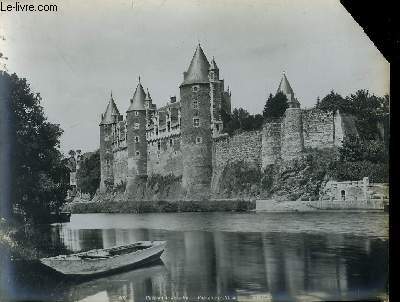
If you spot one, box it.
[1,0,389,154]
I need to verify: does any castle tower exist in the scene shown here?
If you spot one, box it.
[144,88,152,110]
[277,73,300,108]
[276,73,304,161]
[126,78,148,196]
[209,57,224,135]
[180,44,213,199]
[99,92,121,192]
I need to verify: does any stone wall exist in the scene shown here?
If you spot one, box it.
[113,147,128,186]
[211,131,262,193]
[281,108,304,161]
[302,109,335,149]
[147,136,183,177]
[262,120,282,168]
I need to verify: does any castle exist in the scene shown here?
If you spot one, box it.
[99,45,358,199]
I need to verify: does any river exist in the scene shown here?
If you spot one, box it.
[4,212,388,302]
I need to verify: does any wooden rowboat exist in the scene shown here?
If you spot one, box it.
[40,241,166,276]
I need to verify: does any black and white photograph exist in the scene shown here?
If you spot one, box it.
[0,1,390,301]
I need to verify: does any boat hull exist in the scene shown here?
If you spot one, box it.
[40,241,166,276]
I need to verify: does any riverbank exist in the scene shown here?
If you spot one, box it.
[256,199,386,212]
[64,198,386,214]
[63,199,256,214]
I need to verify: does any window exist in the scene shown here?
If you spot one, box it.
[193,100,199,109]
[341,190,346,201]
[135,136,139,143]
[157,141,161,151]
[193,110,199,117]
[135,111,139,116]
[134,123,140,129]
[167,121,171,132]
[135,151,140,156]
[196,137,202,144]
[169,139,173,147]
[192,85,199,92]
[216,124,220,131]
[193,118,200,127]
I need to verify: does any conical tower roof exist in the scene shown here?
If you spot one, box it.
[277,73,294,96]
[127,79,146,111]
[209,57,218,70]
[145,88,152,101]
[181,44,210,86]
[100,92,120,125]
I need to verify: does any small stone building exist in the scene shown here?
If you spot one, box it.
[320,177,389,202]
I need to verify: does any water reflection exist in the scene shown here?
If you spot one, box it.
[4,213,388,302]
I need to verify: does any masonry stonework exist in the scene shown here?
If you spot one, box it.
[212,131,262,193]
[262,120,282,168]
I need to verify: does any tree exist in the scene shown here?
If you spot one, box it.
[317,89,389,140]
[76,150,100,198]
[345,90,389,140]
[223,108,264,135]
[332,136,389,182]
[315,90,347,112]
[263,92,288,120]
[0,72,69,222]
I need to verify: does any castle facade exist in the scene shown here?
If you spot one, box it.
[99,45,357,199]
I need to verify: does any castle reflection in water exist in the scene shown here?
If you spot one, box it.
[55,222,387,302]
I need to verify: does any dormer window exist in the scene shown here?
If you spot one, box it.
[135,151,140,157]
[192,86,199,93]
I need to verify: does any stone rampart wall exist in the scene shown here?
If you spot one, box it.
[302,109,335,149]
[212,131,262,192]
[262,120,282,168]
[147,136,183,177]
[113,147,128,186]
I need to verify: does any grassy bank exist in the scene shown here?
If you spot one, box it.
[64,199,256,214]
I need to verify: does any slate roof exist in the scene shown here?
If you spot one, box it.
[181,44,210,86]
[277,73,294,96]
[127,80,146,111]
[209,57,218,70]
[100,93,120,125]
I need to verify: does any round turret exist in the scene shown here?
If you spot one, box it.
[126,79,148,195]
[180,45,212,199]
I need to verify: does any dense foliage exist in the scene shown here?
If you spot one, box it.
[76,150,101,197]
[0,72,69,222]
[332,137,389,182]
[263,92,289,120]
[316,89,389,140]
[222,108,263,135]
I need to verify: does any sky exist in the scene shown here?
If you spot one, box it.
[0,0,389,154]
